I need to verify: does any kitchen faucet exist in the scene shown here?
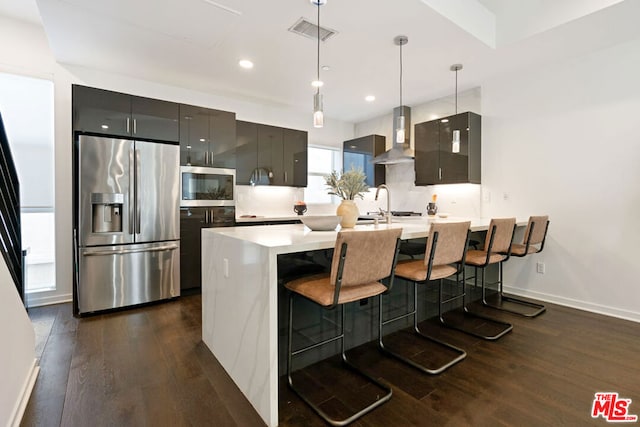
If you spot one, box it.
[375,184,392,224]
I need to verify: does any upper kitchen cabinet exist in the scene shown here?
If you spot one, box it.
[283,129,308,187]
[179,104,236,168]
[343,135,386,187]
[236,120,258,185]
[414,112,481,185]
[236,121,308,187]
[72,85,179,142]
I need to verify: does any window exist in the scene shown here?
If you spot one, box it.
[0,72,56,293]
[305,145,341,203]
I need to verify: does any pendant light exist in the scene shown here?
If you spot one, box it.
[395,35,408,143]
[450,64,462,153]
[312,0,326,128]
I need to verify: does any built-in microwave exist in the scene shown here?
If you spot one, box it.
[180,166,235,207]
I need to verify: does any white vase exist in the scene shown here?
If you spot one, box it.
[336,200,359,228]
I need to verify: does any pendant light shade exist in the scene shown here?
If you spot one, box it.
[395,35,408,143]
[395,115,405,143]
[313,92,324,128]
[451,64,462,153]
[311,0,325,128]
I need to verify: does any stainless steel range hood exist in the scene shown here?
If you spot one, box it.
[372,106,414,164]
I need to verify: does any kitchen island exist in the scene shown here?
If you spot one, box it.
[201,218,524,426]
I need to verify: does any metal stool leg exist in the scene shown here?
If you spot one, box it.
[439,264,514,341]
[480,262,546,317]
[287,293,392,426]
[378,280,466,375]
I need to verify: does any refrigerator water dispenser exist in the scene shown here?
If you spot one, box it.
[91,193,124,233]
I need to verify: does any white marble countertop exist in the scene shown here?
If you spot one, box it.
[207,217,528,254]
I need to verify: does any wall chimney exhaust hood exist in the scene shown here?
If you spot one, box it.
[372,106,414,164]
[373,35,414,165]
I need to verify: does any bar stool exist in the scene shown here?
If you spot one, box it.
[484,215,549,317]
[443,218,516,340]
[382,221,471,374]
[285,227,402,426]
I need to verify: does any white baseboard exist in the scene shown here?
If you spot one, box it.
[26,292,72,308]
[10,359,40,427]
[503,285,640,323]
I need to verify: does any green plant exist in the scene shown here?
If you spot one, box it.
[324,168,369,200]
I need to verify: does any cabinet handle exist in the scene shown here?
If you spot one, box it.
[210,209,214,225]
[205,151,208,165]
[439,168,442,180]
[133,119,137,134]
[210,151,214,165]
[126,117,130,133]
[284,171,288,183]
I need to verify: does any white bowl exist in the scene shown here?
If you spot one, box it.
[301,215,341,231]
[437,213,450,218]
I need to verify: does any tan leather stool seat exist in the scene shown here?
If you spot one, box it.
[286,273,388,306]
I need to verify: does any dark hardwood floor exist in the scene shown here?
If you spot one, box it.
[22,294,640,426]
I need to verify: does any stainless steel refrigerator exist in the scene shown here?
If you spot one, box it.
[74,135,180,314]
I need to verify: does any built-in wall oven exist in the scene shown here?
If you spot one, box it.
[179,166,236,290]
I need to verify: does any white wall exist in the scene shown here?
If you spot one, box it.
[481,37,640,322]
[0,15,354,306]
[0,259,38,426]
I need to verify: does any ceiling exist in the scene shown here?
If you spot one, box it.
[1,0,639,123]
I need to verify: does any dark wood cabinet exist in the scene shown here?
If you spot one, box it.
[343,135,386,187]
[236,121,307,187]
[179,207,234,290]
[414,112,481,185]
[72,85,179,142]
[179,104,236,168]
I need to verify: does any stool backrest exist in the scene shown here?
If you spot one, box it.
[330,228,402,288]
[522,215,549,246]
[424,221,471,267]
[483,218,516,253]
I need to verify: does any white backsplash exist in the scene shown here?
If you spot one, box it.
[236,171,481,219]
[236,185,337,217]
[360,162,482,217]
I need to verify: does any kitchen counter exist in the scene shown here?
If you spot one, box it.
[201,218,526,426]
[235,215,303,224]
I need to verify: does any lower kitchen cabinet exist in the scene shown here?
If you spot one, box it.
[180,207,234,290]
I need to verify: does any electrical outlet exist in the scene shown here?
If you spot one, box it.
[536,262,545,274]
[483,191,491,203]
[503,192,510,201]
[223,258,229,278]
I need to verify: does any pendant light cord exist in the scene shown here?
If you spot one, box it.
[455,68,458,114]
[399,40,403,107]
[316,2,320,96]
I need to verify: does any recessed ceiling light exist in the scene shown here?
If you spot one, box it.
[440,119,449,123]
[239,59,254,69]
[365,95,375,102]
[311,80,324,88]
[199,138,206,142]
[101,124,109,129]
[321,65,330,71]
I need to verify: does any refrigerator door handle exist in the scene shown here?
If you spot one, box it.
[82,244,179,257]
[129,145,135,234]
[135,148,141,234]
